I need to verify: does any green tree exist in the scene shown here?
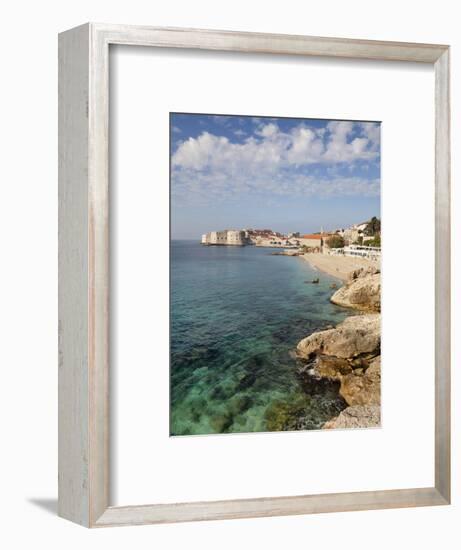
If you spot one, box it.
[365,216,381,236]
[366,235,381,247]
[326,235,345,249]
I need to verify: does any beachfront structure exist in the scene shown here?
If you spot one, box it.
[345,244,381,260]
[255,236,297,248]
[298,234,324,251]
[328,244,381,261]
[201,229,247,246]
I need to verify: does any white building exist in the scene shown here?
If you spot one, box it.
[328,244,381,261]
[208,230,228,244]
[336,222,370,244]
[226,230,246,245]
[201,229,247,246]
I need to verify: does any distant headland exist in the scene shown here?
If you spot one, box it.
[200,217,381,261]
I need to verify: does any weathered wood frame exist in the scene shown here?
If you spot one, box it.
[58,23,451,528]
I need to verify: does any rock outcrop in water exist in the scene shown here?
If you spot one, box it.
[288,258,383,430]
[296,314,381,429]
[297,314,380,359]
[271,250,299,256]
[330,272,381,312]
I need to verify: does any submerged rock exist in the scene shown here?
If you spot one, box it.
[271,250,299,256]
[264,395,309,432]
[323,405,381,429]
[331,273,381,312]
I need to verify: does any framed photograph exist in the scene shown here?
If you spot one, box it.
[169,111,383,436]
[58,24,450,527]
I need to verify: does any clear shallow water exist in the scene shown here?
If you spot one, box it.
[170,241,351,436]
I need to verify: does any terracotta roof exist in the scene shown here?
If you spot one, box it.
[301,234,323,240]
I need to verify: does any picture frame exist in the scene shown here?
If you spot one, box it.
[58,23,450,527]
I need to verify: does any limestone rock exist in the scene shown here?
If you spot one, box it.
[297,314,380,360]
[366,355,381,375]
[340,357,381,406]
[347,265,380,282]
[315,354,353,380]
[323,405,381,429]
[331,273,381,312]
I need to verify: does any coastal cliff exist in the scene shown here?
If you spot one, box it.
[296,266,381,429]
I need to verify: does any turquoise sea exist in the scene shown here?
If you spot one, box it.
[170,241,351,436]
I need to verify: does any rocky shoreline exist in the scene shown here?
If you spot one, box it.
[296,262,381,429]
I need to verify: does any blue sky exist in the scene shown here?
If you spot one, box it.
[170,113,380,239]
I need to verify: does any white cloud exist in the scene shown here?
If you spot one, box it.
[173,131,283,173]
[322,121,379,163]
[286,126,323,164]
[171,121,380,204]
[256,122,279,138]
[173,121,379,172]
[171,167,380,207]
[351,137,368,154]
[359,121,380,150]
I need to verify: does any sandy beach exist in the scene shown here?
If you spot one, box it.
[301,253,379,282]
